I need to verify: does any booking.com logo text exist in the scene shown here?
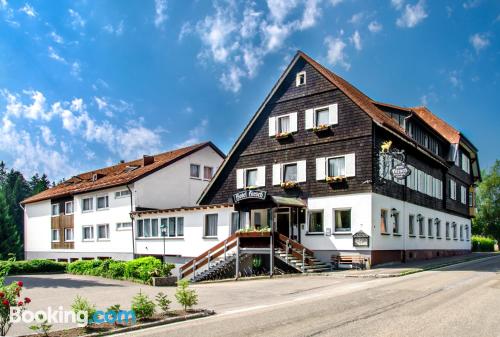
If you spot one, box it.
[10,307,136,327]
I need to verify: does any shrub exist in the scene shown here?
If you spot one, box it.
[124,257,174,283]
[0,280,31,336]
[155,292,171,314]
[131,291,155,320]
[471,235,496,252]
[0,259,66,276]
[29,315,52,337]
[175,280,198,312]
[106,260,126,279]
[67,260,103,276]
[71,295,96,325]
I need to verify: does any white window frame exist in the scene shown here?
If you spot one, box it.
[308,209,324,234]
[408,214,415,236]
[190,163,201,179]
[82,225,94,241]
[427,218,433,238]
[449,179,457,200]
[461,153,470,174]
[51,229,60,242]
[82,197,94,213]
[116,222,132,231]
[203,166,214,180]
[96,195,109,211]
[276,114,291,134]
[96,224,110,241]
[204,214,218,238]
[115,190,131,199]
[326,155,346,178]
[392,211,400,234]
[460,186,467,204]
[64,228,74,242]
[51,204,59,217]
[296,71,306,86]
[282,162,298,183]
[333,208,352,234]
[380,209,389,234]
[64,201,74,215]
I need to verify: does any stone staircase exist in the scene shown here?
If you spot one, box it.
[275,247,331,273]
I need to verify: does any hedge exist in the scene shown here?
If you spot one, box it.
[471,235,496,252]
[67,257,174,284]
[0,259,67,276]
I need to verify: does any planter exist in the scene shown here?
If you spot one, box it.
[236,231,271,238]
[151,276,178,287]
[275,132,291,140]
[280,181,298,189]
[325,176,346,184]
[312,124,330,133]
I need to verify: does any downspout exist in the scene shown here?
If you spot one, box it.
[127,184,135,259]
[19,202,26,260]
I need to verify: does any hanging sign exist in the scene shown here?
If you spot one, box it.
[232,190,267,203]
[353,230,370,247]
[391,164,411,180]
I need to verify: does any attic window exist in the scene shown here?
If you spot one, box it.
[124,165,140,173]
[92,173,105,182]
[296,71,306,86]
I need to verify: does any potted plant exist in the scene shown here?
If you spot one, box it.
[280,181,298,189]
[150,263,177,287]
[325,175,346,184]
[312,124,330,133]
[275,131,291,139]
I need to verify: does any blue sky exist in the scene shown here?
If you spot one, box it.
[0,0,498,181]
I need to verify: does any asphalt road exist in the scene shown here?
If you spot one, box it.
[116,255,500,337]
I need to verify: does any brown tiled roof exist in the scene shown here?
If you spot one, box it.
[22,142,223,204]
[410,106,461,144]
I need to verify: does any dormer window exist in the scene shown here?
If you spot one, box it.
[296,71,306,86]
[277,115,290,134]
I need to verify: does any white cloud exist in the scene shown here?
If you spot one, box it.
[396,0,428,28]
[178,22,193,41]
[240,8,261,38]
[68,9,85,29]
[349,12,364,25]
[368,20,382,33]
[2,89,52,121]
[299,0,321,30]
[103,20,124,36]
[463,0,481,9]
[48,46,66,63]
[71,98,83,112]
[267,0,299,23]
[94,97,108,111]
[70,61,81,79]
[324,36,350,70]
[350,30,362,51]
[329,0,343,6]
[50,31,64,44]
[154,0,167,28]
[39,125,55,146]
[391,0,405,10]
[448,70,463,89]
[175,119,208,148]
[221,65,245,93]
[469,33,490,53]
[0,0,7,10]
[19,3,36,17]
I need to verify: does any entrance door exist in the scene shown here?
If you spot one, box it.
[276,211,290,237]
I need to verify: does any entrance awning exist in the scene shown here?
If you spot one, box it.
[270,196,306,208]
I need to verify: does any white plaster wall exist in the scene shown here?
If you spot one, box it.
[134,146,224,209]
[371,193,472,251]
[301,193,373,252]
[134,207,234,258]
[25,201,52,253]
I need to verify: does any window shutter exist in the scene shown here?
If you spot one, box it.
[297,160,307,182]
[268,117,276,137]
[316,157,326,180]
[328,104,338,125]
[289,112,298,133]
[305,109,314,129]
[256,166,266,187]
[345,153,356,177]
[236,169,244,189]
[272,164,281,185]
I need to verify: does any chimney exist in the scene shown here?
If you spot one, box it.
[143,155,154,166]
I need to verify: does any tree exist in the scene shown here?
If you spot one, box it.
[0,190,21,260]
[29,174,51,195]
[473,160,500,241]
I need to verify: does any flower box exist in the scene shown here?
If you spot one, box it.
[280,181,298,189]
[275,132,291,139]
[236,231,271,238]
[325,175,346,183]
[244,185,259,190]
[312,124,330,133]
[151,276,178,287]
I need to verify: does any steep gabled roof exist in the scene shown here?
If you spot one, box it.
[410,106,461,144]
[22,142,225,204]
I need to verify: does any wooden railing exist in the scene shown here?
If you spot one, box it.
[180,233,238,278]
[274,233,316,271]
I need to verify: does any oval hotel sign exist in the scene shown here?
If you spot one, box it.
[391,164,411,180]
[233,190,267,204]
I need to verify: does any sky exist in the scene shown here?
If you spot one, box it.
[0,0,499,182]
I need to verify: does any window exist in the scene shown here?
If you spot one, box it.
[277,115,290,134]
[428,218,433,238]
[334,209,351,233]
[160,218,168,236]
[190,164,200,178]
[51,229,60,242]
[461,153,470,174]
[204,214,218,237]
[116,222,132,230]
[315,107,329,126]
[418,216,425,236]
[96,195,109,210]
[409,214,415,236]
[460,224,464,241]
[452,222,457,239]
[115,190,131,198]
[64,228,74,242]
[283,163,297,182]
[445,222,450,239]
[435,219,441,238]
[143,219,151,237]
[449,179,457,200]
[65,201,73,214]
[82,198,93,212]
[296,71,306,86]
[82,226,94,241]
[231,212,240,234]
[245,168,258,187]
[97,224,110,240]
[328,157,346,177]
[204,166,213,180]
[151,219,159,237]
[380,209,388,234]
[168,217,176,237]
[308,210,324,233]
[460,186,467,204]
[177,217,184,237]
[465,225,469,241]
[393,212,400,234]
[51,204,59,216]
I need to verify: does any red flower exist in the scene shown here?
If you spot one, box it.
[2,300,9,306]
[17,301,23,306]
[24,297,31,304]
[17,281,23,287]
[0,292,4,298]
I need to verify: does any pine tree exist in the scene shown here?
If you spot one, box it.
[0,188,21,260]
[29,173,51,195]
